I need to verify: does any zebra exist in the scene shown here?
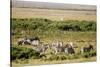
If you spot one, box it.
[64,44,75,54]
[17,36,40,46]
[81,44,93,53]
[50,42,75,54]
[51,41,63,54]
[32,44,49,58]
[17,38,27,45]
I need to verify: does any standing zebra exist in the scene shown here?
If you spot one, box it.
[51,41,63,54]
[33,44,49,55]
[81,44,93,53]
[64,44,75,54]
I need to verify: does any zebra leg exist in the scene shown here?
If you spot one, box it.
[64,48,68,54]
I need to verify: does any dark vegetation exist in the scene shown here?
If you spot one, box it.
[11,18,96,33]
[11,46,41,61]
[11,46,96,61]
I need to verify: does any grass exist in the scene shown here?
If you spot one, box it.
[12,8,96,21]
[12,57,96,66]
[11,18,96,44]
[11,44,96,65]
[11,18,96,66]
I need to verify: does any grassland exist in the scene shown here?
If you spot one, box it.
[11,7,96,66]
[12,8,96,21]
[12,57,96,66]
[11,18,96,44]
[11,18,96,66]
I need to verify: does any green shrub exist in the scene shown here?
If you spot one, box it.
[11,46,40,61]
[11,18,96,33]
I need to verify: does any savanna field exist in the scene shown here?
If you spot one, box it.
[11,8,96,66]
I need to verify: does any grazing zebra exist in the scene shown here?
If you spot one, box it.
[51,43,75,54]
[31,40,40,46]
[68,42,74,48]
[64,44,75,54]
[51,41,63,54]
[27,36,40,46]
[17,36,40,46]
[29,37,40,42]
[51,41,76,54]
[23,38,31,45]
[33,44,49,55]
[17,38,26,45]
[81,44,93,53]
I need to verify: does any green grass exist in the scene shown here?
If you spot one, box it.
[11,18,96,44]
[12,57,96,66]
[11,42,96,61]
[12,31,96,45]
[11,18,96,32]
[11,18,96,65]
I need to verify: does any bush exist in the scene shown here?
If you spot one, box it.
[11,46,40,61]
[58,20,96,31]
[11,18,96,33]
